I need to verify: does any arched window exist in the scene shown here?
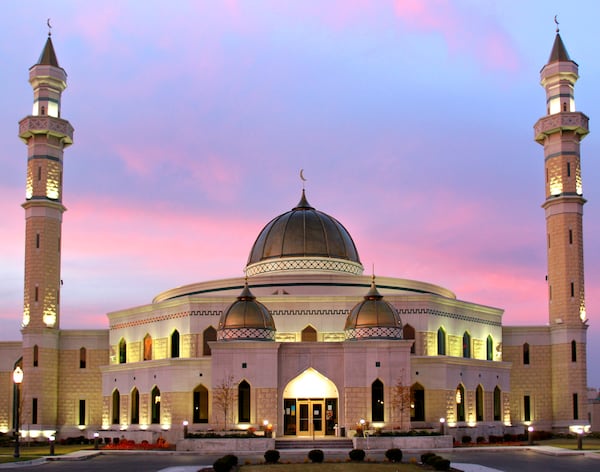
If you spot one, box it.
[437,327,446,355]
[80,347,87,369]
[476,385,484,421]
[131,388,140,425]
[143,334,152,361]
[493,386,501,421]
[523,343,530,365]
[571,340,577,362]
[193,385,209,423]
[403,324,416,354]
[371,379,384,422]
[238,380,251,423]
[118,338,127,364]
[462,332,471,358]
[171,330,180,358]
[411,383,425,422]
[112,389,120,425]
[486,335,493,361]
[33,345,39,367]
[301,326,317,342]
[203,326,217,356]
[151,386,161,424]
[456,385,465,422]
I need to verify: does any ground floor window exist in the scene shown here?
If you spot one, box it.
[193,385,209,423]
[456,385,465,422]
[493,386,501,421]
[151,386,161,424]
[372,379,384,422]
[131,388,140,424]
[79,399,86,426]
[476,385,484,421]
[238,381,250,423]
[524,395,531,422]
[112,390,120,425]
[410,383,425,421]
[573,393,579,420]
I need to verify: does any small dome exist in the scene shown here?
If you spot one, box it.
[345,280,403,340]
[246,190,363,276]
[217,284,276,341]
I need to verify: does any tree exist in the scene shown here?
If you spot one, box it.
[213,374,235,431]
[390,372,411,431]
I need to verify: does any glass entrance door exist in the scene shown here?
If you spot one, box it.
[297,400,324,437]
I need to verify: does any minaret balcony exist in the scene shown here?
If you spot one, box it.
[534,112,589,143]
[19,116,74,145]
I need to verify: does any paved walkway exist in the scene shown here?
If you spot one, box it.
[1,445,598,471]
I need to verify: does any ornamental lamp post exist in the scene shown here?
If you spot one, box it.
[13,366,23,459]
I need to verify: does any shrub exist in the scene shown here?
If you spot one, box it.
[213,454,239,472]
[488,435,503,444]
[348,449,365,461]
[385,448,403,463]
[432,457,451,471]
[264,449,280,464]
[476,436,486,444]
[461,435,471,444]
[421,452,437,464]
[308,449,324,463]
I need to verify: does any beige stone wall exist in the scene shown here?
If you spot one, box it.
[57,347,107,429]
[255,388,277,429]
[423,332,436,356]
[344,386,367,429]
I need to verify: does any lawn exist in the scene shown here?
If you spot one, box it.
[241,463,422,471]
[0,444,93,464]
[538,437,600,451]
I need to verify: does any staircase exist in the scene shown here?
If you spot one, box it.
[275,438,354,450]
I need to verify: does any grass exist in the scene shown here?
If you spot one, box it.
[241,463,422,471]
[0,444,94,464]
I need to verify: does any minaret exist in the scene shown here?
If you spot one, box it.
[18,31,74,430]
[534,28,588,428]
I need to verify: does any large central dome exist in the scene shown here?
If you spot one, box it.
[246,190,363,276]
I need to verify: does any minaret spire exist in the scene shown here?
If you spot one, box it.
[533,28,588,429]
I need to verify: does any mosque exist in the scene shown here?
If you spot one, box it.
[0,30,590,442]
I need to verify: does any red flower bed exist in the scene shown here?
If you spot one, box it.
[103,438,171,450]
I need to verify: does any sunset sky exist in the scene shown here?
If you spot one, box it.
[1,1,600,386]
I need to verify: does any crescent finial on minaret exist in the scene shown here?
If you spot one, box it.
[47,18,52,37]
[554,15,559,33]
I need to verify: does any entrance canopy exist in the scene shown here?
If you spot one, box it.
[283,368,338,398]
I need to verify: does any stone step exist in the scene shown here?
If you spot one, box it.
[275,439,354,450]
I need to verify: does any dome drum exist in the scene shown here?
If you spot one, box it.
[345,326,403,341]
[218,327,276,341]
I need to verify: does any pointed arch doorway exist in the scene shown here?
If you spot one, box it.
[282,368,339,437]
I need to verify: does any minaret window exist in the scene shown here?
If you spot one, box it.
[563,102,567,112]
[571,340,577,362]
[79,347,86,369]
[570,282,575,298]
[33,344,39,367]
[573,393,579,419]
[37,166,41,181]
[567,162,571,177]
[41,106,45,115]
[523,343,530,365]
[569,229,573,245]
[79,400,86,426]
[524,396,531,422]
[36,233,40,249]
[32,398,38,424]
[34,286,39,302]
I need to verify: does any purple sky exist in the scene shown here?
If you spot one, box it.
[1,1,600,387]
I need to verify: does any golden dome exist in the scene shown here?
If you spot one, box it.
[217,284,275,341]
[345,280,403,340]
[246,190,363,276]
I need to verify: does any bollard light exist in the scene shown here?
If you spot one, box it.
[49,435,55,456]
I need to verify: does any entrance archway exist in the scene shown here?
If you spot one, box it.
[282,368,338,437]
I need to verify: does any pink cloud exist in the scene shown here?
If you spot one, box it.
[393,0,520,71]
